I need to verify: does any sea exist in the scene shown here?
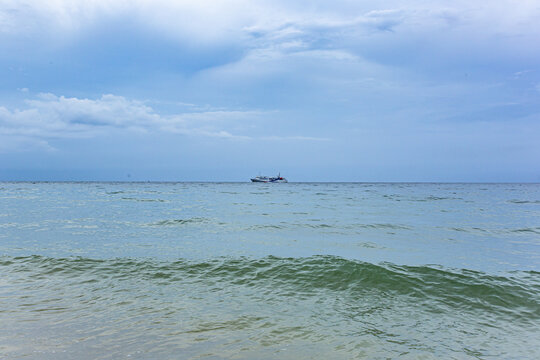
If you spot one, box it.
[0,182,539,359]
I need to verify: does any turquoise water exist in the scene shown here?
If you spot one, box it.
[1,182,539,359]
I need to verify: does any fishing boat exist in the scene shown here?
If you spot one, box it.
[251,173,288,183]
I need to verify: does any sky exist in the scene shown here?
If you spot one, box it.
[0,0,539,182]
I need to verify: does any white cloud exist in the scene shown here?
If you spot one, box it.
[0,135,56,153]
[3,1,539,58]
[0,94,158,139]
[0,0,256,45]
[0,93,327,151]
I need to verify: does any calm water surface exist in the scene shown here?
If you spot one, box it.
[1,182,539,359]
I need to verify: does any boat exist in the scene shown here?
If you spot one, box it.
[251,173,288,183]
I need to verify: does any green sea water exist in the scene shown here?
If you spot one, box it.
[1,182,539,359]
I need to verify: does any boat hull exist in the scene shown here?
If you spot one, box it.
[251,176,287,183]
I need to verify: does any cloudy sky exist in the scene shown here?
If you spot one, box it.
[1,0,539,181]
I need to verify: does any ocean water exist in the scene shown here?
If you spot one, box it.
[0,182,539,359]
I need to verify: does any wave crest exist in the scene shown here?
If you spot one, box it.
[2,255,539,322]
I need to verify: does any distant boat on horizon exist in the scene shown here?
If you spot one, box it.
[250,173,288,183]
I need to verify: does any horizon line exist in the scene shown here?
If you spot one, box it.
[1,180,539,185]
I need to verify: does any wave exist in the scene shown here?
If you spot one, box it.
[410,195,464,202]
[511,227,540,235]
[508,199,540,204]
[2,255,538,323]
[120,197,167,202]
[244,222,412,231]
[148,217,209,226]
